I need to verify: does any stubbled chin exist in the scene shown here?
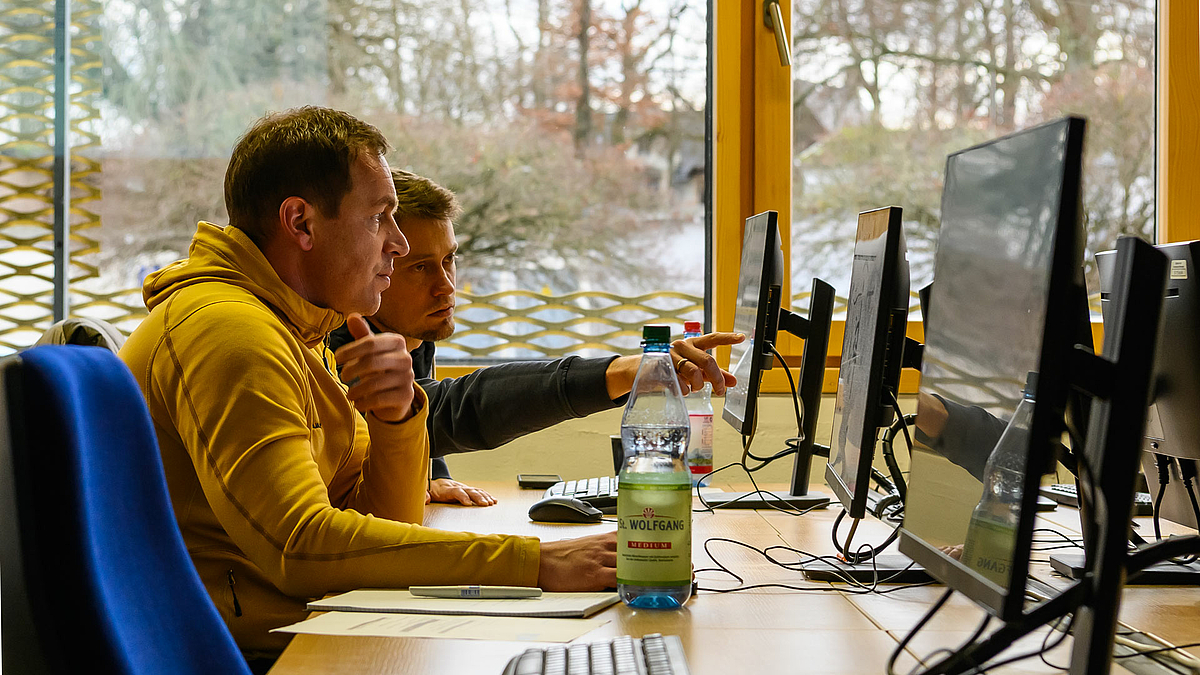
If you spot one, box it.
[419,320,455,343]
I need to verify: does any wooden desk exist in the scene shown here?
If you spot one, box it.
[269,482,1200,675]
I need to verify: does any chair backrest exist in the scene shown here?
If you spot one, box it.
[35,317,126,353]
[0,345,251,675]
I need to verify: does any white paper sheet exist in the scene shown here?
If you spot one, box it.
[308,589,620,618]
[273,611,608,643]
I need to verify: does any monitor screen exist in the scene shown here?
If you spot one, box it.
[900,117,1086,618]
[723,212,781,436]
[827,206,910,518]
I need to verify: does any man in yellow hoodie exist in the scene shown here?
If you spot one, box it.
[119,106,616,662]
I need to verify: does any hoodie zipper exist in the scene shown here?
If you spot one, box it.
[227,569,243,617]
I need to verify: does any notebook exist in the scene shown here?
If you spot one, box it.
[307,589,620,619]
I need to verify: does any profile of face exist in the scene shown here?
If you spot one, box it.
[374,217,458,342]
[301,153,408,315]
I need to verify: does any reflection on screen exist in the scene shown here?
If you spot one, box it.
[828,213,890,503]
[904,120,1070,594]
[723,216,770,429]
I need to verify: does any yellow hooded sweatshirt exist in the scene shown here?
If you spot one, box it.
[120,222,540,655]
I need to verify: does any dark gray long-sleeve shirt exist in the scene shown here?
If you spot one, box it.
[328,323,624,477]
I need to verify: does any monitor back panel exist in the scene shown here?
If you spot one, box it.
[826,206,909,518]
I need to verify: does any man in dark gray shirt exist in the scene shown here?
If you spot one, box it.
[329,170,740,505]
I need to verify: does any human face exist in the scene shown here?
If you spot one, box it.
[303,153,407,315]
[373,217,457,342]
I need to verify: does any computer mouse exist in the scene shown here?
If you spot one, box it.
[527,496,605,524]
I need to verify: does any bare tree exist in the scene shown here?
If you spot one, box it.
[574,0,593,156]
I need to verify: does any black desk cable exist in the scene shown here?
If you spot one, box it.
[884,390,914,501]
[738,344,805,470]
[1112,640,1200,660]
[692,343,817,516]
[694,536,933,596]
[884,588,953,675]
[1153,452,1173,541]
[886,588,1076,675]
[693,461,826,517]
[1149,452,1199,565]
[970,614,1073,674]
[1179,457,1200,529]
[1029,528,1084,553]
[831,508,900,564]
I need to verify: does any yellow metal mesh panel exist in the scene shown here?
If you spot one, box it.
[442,289,704,359]
[0,0,104,353]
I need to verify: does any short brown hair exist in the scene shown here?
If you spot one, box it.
[392,169,462,223]
[224,106,390,246]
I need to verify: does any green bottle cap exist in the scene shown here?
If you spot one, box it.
[641,325,671,343]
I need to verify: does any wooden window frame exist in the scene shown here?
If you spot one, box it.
[715,0,1196,393]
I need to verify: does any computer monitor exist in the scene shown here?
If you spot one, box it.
[723,211,784,437]
[894,118,1184,675]
[1098,242,1200,530]
[826,206,910,520]
[899,117,1089,619]
[714,211,834,509]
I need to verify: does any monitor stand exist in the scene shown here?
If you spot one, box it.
[706,281,836,515]
[1048,479,1200,584]
[801,491,931,583]
[1050,545,1200,584]
[702,489,830,511]
[801,553,931,584]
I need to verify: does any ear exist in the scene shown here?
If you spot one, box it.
[278,196,317,252]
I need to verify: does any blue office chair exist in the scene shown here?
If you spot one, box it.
[0,345,252,675]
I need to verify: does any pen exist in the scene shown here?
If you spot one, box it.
[409,585,543,599]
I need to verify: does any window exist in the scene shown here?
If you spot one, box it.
[7,0,1198,373]
[712,0,1195,394]
[790,0,1156,319]
[2,0,709,361]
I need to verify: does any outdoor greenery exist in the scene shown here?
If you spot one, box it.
[87,0,1153,306]
[94,0,706,295]
[790,0,1155,294]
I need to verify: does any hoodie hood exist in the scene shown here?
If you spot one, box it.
[143,222,344,347]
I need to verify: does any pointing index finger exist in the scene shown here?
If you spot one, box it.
[687,332,746,351]
[672,339,728,395]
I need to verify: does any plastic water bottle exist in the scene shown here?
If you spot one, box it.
[617,325,693,609]
[960,373,1035,585]
[682,321,714,485]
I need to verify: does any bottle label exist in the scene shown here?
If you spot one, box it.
[617,482,692,586]
[960,512,1017,585]
[687,413,713,474]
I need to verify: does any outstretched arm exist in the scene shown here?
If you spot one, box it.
[604,331,745,400]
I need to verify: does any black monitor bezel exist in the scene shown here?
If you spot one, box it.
[722,211,781,436]
[899,116,1087,620]
[825,206,910,518]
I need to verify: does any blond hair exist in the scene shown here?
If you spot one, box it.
[391,169,462,222]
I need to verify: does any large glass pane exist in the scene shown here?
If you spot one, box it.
[77,0,709,360]
[789,0,1155,316]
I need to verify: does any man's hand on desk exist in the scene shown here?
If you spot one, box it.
[537,532,617,591]
[427,478,497,506]
[604,331,744,400]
